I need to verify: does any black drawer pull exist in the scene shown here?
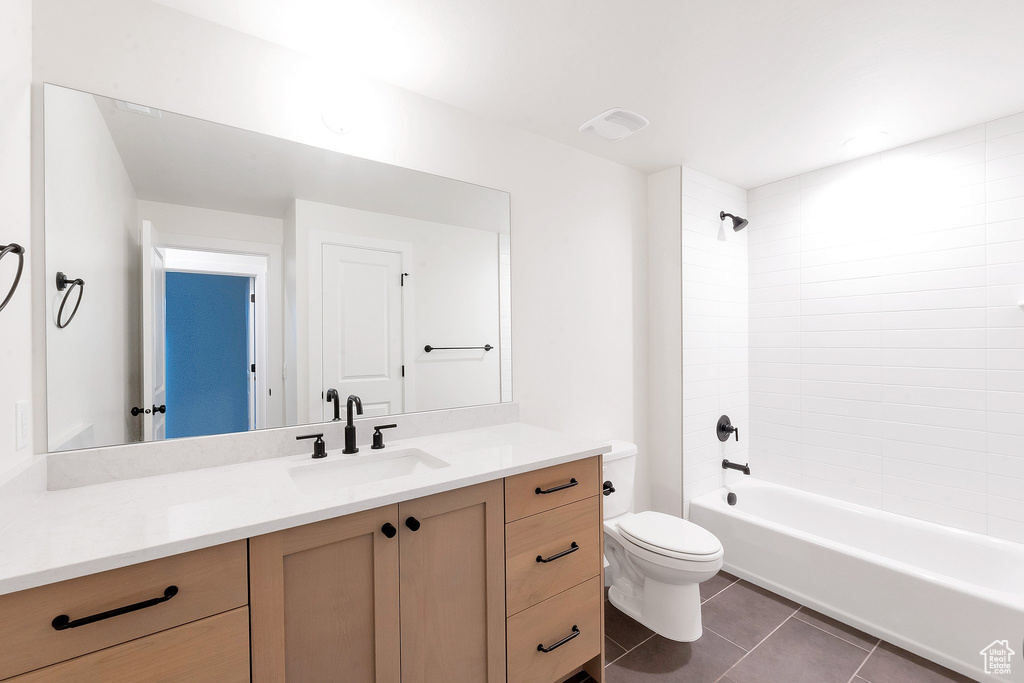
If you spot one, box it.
[381,522,398,538]
[52,585,179,630]
[537,625,580,653]
[535,478,578,495]
[536,542,579,564]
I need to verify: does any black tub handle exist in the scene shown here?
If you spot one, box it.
[536,542,579,564]
[537,625,580,653]
[52,585,178,630]
[0,243,25,313]
[535,478,577,495]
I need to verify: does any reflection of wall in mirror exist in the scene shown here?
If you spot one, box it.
[44,86,142,451]
[291,200,502,423]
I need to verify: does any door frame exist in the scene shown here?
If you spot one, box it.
[307,230,415,424]
[162,247,270,431]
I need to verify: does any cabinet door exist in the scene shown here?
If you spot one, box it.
[399,480,506,683]
[249,505,401,683]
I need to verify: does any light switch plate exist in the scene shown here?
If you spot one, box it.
[15,400,30,451]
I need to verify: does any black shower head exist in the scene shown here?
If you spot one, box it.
[720,211,749,231]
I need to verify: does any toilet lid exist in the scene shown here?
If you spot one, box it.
[617,511,722,557]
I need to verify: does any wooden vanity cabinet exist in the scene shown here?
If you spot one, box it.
[0,541,249,682]
[249,479,507,683]
[504,456,605,683]
[0,456,604,683]
[399,480,506,683]
[249,504,402,683]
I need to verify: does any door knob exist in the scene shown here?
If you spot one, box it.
[152,404,166,414]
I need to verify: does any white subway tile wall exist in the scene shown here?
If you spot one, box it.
[682,167,749,502]
[747,112,1024,543]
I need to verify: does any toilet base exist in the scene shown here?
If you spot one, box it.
[608,579,703,642]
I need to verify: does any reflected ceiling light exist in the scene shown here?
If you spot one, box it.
[842,130,888,152]
[115,100,162,118]
[579,108,649,142]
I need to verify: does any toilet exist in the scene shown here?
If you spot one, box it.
[602,441,724,642]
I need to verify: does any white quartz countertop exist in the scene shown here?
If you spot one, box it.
[0,423,609,596]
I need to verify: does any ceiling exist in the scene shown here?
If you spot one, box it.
[155,0,1024,188]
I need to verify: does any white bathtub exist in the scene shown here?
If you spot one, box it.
[690,479,1024,682]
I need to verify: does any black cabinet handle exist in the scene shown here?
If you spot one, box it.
[52,585,178,631]
[537,625,580,653]
[535,478,578,495]
[405,517,421,532]
[381,523,397,538]
[152,404,166,414]
[536,542,579,564]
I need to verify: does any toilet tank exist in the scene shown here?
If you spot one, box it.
[602,441,638,519]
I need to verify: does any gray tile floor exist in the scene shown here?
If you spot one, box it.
[587,572,974,683]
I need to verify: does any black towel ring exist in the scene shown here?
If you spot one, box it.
[56,271,85,329]
[0,243,25,313]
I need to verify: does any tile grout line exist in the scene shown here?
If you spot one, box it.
[847,640,880,683]
[602,627,629,656]
[790,610,880,652]
[719,608,801,678]
[701,578,741,604]
[704,626,750,653]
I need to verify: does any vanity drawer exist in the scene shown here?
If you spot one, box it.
[506,576,602,683]
[506,496,600,615]
[0,540,248,680]
[7,607,250,682]
[505,457,600,522]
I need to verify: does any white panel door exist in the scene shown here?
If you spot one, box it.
[321,244,404,418]
[140,220,167,440]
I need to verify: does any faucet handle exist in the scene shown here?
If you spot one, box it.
[371,424,398,450]
[297,433,327,459]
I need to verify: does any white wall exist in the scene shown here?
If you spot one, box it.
[748,113,1024,543]
[136,199,287,427]
[44,86,140,451]
[647,167,684,515]
[31,0,649,502]
[647,166,749,516]
[294,199,501,418]
[0,0,34,480]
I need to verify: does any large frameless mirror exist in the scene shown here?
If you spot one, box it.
[43,84,512,452]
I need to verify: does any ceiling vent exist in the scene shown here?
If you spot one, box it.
[578,108,649,142]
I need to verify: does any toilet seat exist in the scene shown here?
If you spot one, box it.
[617,511,723,562]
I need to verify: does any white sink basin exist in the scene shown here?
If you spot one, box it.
[288,448,450,494]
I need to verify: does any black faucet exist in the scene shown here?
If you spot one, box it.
[722,459,751,475]
[343,395,363,454]
[326,388,341,421]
